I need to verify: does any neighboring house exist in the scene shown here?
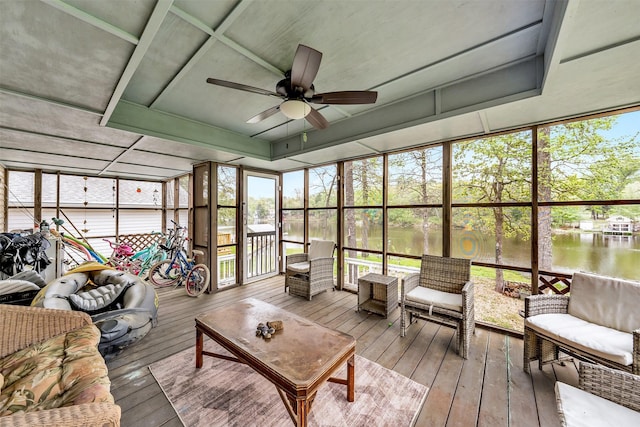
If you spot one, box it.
[604,216,633,235]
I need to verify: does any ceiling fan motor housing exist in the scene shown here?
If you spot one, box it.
[276,74,314,99]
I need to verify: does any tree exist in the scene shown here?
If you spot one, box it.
[454,115,639,292]
[538,117,640,269]
[309,166,337,240]
[453,132,531,292]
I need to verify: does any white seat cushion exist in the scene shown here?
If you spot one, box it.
[526,313,633,366]
[405,286,462,312]
[287,262,310,274]
[555,381,640,427]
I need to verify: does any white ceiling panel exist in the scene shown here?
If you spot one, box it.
[0,1,134,111]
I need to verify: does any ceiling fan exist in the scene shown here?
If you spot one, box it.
[206,44,378,130]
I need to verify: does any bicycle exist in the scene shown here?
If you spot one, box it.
[130,232,167,276]
[147,246,210,297]
[104,239,141,275]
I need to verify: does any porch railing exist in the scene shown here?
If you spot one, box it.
[343,257,417,290]
[218,253,236,286]
[246,231,277,278]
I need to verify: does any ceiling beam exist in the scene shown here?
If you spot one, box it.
[99,0,174,126]
[539,0,577,91]
[272,58,542,160]
[560,35,640,64]
[41,0,139,45]
[105,100,272,160]
[150,36,217,108]
[170,1,282,76]
[99,135,146,175]
[152,0,280,108]
[257,19,544,136]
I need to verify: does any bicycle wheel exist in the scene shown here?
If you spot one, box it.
[148,260,181,287]
[139,251,165,276]
[185,264,210,297]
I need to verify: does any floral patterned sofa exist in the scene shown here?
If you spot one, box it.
[0,304,120,426]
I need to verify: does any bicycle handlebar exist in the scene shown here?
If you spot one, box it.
[170,219,184,229]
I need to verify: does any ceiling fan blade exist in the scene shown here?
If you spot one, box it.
[305,107,329,130]
[246,105,280,124]
[310,91,378,105]
[206,78,281,98]
[290,44,322,91]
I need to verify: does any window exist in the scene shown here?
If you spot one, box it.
[537,110,640,280]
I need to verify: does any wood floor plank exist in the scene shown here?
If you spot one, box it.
[393,321,439,378]
[417,334,465,427]
[445,328,489,427]
[105,276,570,427]
[478,332,509,427]
[530,363,562,427]
[509,336,541,427]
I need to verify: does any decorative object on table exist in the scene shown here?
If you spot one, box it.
[256,320,283,339]
[256,322,276,339]
[267,320,283,331]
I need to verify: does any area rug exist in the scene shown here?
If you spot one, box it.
[149,341,428,426]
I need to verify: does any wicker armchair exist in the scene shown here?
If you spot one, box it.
[555,363,640,426]
[285,240,335,300]
[0,305,121,426]
[401,255,474,359]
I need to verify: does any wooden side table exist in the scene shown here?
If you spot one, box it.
[357,273,398,318]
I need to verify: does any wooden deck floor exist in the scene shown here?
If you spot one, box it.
[107,276,576,427]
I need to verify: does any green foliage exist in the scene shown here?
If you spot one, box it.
[541,117,640,202]
[551,206,582,227]
[217,166,236,206]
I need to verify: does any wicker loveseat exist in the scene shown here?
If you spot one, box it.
[524,272,640,375]
[555,363,640,426]
[0,305,120,426]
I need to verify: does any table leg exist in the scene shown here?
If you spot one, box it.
[296,399,307,427]
[347,354,355,402]
[195,328,203,368]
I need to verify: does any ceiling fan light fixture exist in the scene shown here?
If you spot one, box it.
[280,99,311,120]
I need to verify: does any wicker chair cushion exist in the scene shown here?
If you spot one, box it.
[287,262,310,274]
[308,240,334,260]
[568,272,640,334]
[526,313,633,366]
[405,286,462,312]
[0,323,113,415]
[555,381,640,427]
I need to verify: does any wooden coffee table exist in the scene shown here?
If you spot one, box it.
[195,298,356,427]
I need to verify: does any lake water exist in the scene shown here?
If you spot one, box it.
[287,223,640,280]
